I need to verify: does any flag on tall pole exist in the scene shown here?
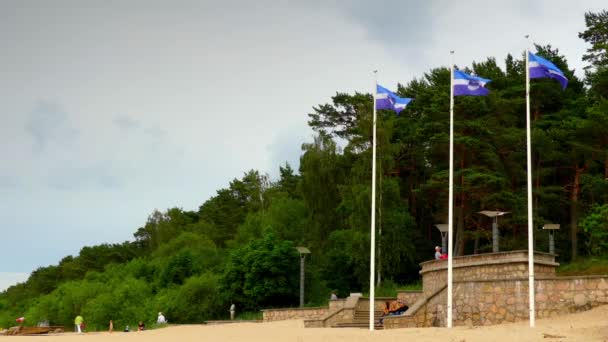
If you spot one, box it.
[370,81,413,331]
[369,72,378,331]
[528,52,568,89]
[525,43,568,328]
[447,56,491,329]
[447,53,455,329]
[376,84,413,114]
[453,70,491,96]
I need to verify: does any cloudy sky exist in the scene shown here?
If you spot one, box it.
[0,0,605,290]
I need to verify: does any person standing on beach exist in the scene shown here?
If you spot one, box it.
[157,312,166,324]
[230,304,236,320]
[109,320,113,333]
[74,315,84,334]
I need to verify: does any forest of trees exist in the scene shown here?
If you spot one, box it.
[1,10,608,331]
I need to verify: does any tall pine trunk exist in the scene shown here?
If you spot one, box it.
[377,169,382,286]
[570,165,585,260]
[455,157,466,256]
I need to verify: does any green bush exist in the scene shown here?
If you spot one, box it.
[581,204,608,256]
[153,273,224,323]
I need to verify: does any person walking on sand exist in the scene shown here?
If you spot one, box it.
[74,315,84,334]
[230,304,236,320]
[109,320,113,333]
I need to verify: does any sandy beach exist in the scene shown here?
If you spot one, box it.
[3,305,607,342]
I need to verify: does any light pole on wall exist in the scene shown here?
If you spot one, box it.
[478,211,510,253]
[295,247,311,307]
[435,224,449,254]
[542,224,560,255]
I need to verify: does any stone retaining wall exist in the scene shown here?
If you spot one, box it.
[261,307,329,322]
[453,275,608,326]
[329,299,346,312]
[420,251,558,297]
[397,291,423,305]
[303,295,361,327]
[355,297,397,311]
[385,251,608,329]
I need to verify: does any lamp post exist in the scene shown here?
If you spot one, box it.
[542,224,560,255]
[478,211,510,252]
[295,247,311,307]
[435,224,449,254]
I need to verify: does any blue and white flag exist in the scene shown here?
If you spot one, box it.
[376,84,413,114]
[453,70,491,96]
[528,52,568,89]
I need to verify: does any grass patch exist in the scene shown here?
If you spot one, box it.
[365,280,422,297]
[235,311,263,321]
[397,281,422,291]
[557,256,608,276]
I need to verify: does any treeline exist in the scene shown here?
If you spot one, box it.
[1,10,608,331]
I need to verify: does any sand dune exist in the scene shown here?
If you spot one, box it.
[4,305,608,342]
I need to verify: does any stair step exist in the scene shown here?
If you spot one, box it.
[333,323,384,329]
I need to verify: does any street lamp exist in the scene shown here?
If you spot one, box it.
[435,224,449,254]
[295,247,311,307]
[478,211,510,253]
[542,224,560,255]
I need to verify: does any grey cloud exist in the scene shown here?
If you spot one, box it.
[2,0,605,274]
[143,125,168,140]
[0,176,19,189]
[266,123,312,178]
[339,1,435,46]
[25,101,78,152]
[113,115,167,144]
[47,163,124,191]
[113,115,141,130]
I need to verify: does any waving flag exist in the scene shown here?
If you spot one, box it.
[453,70,491,96]
[376,84,413,114]
[528,52,568,89]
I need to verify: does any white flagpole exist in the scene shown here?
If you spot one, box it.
[447,51,455,328]
[525,35,536,328]
[369,70,378,331]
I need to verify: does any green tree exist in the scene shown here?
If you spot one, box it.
[580,204,608,255]
[220,232,299,310]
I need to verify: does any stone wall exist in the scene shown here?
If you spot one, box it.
[420,251,558,297]
[384,286,446,328]
[329,299,346,312]
[262,307,329,322]
[453,276,608,326]
[385,251,608,329]
[303,295,361,327]
[307,306,354,327]
[397,291,423,306]
[355,297,396,311]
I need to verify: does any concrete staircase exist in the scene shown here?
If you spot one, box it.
[332,309,384,329]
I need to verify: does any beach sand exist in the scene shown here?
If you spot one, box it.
[3,305,607,342]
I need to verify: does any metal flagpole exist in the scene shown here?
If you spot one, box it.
[447,51,455,328]
[369,70,378,331]
[525,34,536,328]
